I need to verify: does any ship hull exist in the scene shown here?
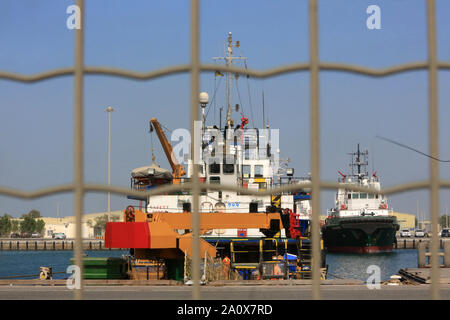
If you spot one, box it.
[325,245,393,254]
[322,216,399,254]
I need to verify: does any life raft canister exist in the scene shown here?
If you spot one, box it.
[340,204,347,210]
[240,115,249,128]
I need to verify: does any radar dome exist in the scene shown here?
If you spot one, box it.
[199,92,209,104]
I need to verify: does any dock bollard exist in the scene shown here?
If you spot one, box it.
[40,267,52,280]
[418,241,427,268]
[444,241,450,268]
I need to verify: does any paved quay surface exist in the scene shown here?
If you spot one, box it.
[1,284,450,300]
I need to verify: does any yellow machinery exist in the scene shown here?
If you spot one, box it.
[229,237,326,280]
[149,118,186,183]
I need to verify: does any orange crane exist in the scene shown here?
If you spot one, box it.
[150,118,186,184]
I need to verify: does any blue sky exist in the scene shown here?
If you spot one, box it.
[1,0,450,220]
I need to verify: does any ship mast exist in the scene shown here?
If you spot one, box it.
[356,144,361,178]
[213,32,247,128]
[349,143,369,181]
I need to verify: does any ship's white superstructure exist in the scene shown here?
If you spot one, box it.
[329,144,391,218]
[131,33,312,238]
[145,125,310,237]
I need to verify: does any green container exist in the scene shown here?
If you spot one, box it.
[70,257,128,279]
[166,259,184,281]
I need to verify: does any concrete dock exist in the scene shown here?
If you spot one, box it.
[0,284,449,300]
[0,239,118,251]
[394,237,450,250]
[0,237,447,251]
[0,267,449,300]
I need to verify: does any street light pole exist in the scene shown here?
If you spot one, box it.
[446,205,448,228]
[105,106,114,221]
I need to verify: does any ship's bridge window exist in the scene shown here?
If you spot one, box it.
[210,176,220,184]
[244,137,250,160]
[183,202,191,212]
[360,193,367,199]
[209,163,220,174]
[368,194,375,199]
[352,193,359,199]
[255,165,263,178]
[348,193,351,199]
[223,163,234,174]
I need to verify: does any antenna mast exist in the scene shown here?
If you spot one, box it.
[262,88,265,129]
[349,144,369,181]
[213,32,247,128]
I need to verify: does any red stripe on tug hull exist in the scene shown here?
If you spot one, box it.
[326,245,393,254]
[105,222,150,249]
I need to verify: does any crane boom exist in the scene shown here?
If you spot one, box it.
[150,118,186,182]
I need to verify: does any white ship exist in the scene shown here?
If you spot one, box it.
[322,144,399,253]
[331,144,389,218]
[129,33,312,240]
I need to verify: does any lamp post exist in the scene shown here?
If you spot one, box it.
[105,106,114,221]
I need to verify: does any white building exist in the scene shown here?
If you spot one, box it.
[38,210,123,239]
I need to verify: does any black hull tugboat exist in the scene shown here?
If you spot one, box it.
[322,144,399,254]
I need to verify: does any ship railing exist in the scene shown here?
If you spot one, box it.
[272,177,312,195]
[338,176,380,183]
[131,177,209,196]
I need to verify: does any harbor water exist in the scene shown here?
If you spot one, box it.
[326,249,418,282]
[0,249,417,282]
[0,250,128,279]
